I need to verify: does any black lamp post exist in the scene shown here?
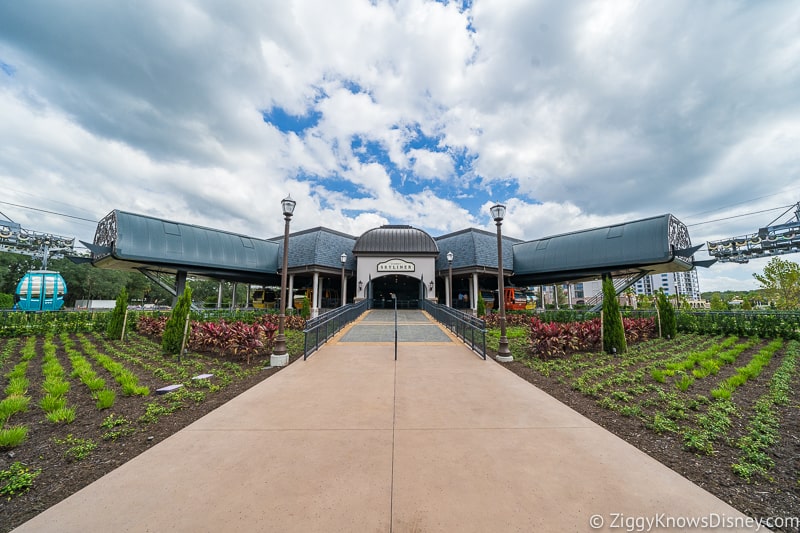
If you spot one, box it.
[340,252,347,307]
[491,203,512,361]
[271,195,296,367]
[446,251,454,307]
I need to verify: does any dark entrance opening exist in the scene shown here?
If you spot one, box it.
[370,275,421,309]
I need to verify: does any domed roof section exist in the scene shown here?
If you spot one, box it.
[354,225,439,254]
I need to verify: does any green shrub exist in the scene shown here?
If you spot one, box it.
[300,296,311,319]
[477,292,486,317]
[601,276,627,354]
[656,291,677,338]
[0,293,14,309]
[106,287,129,340]
[162,287,192,355]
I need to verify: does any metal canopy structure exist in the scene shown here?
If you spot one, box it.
[84,210,281,285]
[511,213,707,286]
[706,202,800,264]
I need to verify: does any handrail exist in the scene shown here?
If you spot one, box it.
[303,299,370,359]
[422,300,486,359]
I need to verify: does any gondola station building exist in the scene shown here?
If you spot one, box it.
[85,209,707,316]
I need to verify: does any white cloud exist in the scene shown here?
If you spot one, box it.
[1,0,799,293]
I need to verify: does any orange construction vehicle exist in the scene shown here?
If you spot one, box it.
[504,288,528,311]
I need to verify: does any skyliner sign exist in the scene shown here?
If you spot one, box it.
[377,258,415,272]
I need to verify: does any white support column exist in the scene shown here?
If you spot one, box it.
[445,277,451,308]
[217,281,223,309]
[472,273,479,314]
[312,272,320,318]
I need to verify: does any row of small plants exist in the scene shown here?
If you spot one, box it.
[732,341,798,481]
[61,334,117,409]
[77,334,150,396]
[39,334,76,423]
[521,334,796,482]
[0,337,35,448]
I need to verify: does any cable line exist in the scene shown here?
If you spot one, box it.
[686,205,794,227]
[0,200,98,223]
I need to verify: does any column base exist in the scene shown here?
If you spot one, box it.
[311,308,320,318]
[270,353,289,367]
[495,354,513,363]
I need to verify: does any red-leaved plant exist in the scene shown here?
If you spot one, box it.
[189,319,278,364]
[529,316,655,359]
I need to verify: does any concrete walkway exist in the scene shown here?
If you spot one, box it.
[15,310,756,532]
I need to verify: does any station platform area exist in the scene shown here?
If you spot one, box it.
[14,310,754,532]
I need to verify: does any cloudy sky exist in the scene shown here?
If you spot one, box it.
[1,0,799,292]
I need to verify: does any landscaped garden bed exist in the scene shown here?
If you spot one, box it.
[0,314,304,532]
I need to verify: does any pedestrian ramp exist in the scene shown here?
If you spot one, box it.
[337,309,453,343]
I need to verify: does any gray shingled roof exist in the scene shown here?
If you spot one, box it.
[276,227,357,270]
[434,228,520,271]
[353,225,439,254]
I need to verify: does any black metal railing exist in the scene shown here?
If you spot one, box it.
[423,300,486,359]
[303,299,370,359]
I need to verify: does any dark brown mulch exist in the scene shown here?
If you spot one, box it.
[496,349,800,533]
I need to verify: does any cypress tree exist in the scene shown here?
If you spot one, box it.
[162,287,192,355]
[106,287,128,340]
[656,290,677,338]
[300,296,311,319]
[602,276,627,354]
[477,291,486,317]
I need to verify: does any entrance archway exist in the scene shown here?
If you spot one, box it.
[370,274,424,309]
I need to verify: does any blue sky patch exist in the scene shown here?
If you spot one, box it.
[1,61,16,77]
[262,107,321,135]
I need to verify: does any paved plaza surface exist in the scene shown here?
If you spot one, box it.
[14,310,756,532]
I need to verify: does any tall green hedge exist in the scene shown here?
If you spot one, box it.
[656,290,677,338]
[602,276,627,354]
[162,287,192,355]
[105,287,128,340]
[477,292,486,317]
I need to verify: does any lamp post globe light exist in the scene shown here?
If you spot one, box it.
[491,203,512,362]
[446,251,454,307]
[271,195,296,367]
[340,252,347,307]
